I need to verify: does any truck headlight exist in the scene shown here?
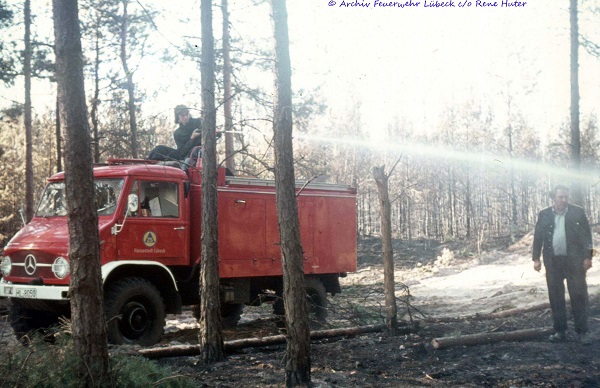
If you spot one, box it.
[52,257,70,279]
[1,256,11,277]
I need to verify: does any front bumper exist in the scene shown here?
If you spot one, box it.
[0,278,69,300]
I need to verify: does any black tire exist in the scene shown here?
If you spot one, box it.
[191,304,200,320]
[272,278,328,321]
[9,300,62,345]
[191,303,244,328]
[273,289,285,316]
[105,277,165,346]
[221,303,244,328]
[305,277,328,321]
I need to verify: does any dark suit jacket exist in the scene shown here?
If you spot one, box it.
[532,205,593,264]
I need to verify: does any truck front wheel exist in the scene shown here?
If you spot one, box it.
[105,277,165,346]
[9,300,62,345]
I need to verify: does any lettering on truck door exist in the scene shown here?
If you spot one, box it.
[116,180,189,265]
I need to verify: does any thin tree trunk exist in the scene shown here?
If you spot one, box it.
[271,0,311,385]
[407,196,412,241]
[52,0,110,384]
[465,171,471,239]
[507,120,518,241]
[198,0,224,364]
[55,92,62,173]
[373,165,398,333]
[570,0,582,205]
[119,0,138,159]
[366,192,371,236]
[90,18,101,163]
[222,0,235,173]
[24,0,33,222]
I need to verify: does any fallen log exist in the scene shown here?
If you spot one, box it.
[424,302,550,323]
[476,303,550,320]
[139,323,416,359]
[431,326,554,350]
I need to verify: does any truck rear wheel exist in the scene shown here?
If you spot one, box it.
[305,277,328,321]
[9,300,62,345]
[273,278,328,321]
[191,303,244,327]
[105,277,165,346]
[273,290,285,317]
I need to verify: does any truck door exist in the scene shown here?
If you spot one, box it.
[219,196,267,277]
[265,199,315,271]
[116,180,189,265]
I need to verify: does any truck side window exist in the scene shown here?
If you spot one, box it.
[139,181,179,218]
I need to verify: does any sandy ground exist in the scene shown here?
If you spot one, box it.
[397,235,600,318]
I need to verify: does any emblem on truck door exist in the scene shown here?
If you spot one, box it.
[24,254,37,275]
[143,231,157,248]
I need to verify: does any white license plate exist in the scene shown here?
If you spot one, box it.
[15,288,37,298]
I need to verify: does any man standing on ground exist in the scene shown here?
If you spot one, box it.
[532,185,594,344]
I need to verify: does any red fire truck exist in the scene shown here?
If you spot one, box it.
[0,157,357,345]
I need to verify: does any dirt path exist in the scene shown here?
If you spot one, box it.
[397,239,600,319]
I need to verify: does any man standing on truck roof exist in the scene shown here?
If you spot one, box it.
[532,185,594,345]
[148,105,203,161]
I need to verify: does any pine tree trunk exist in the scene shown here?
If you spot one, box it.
[119,0,138,159]
[198,0,224,364]
[52,0,109,383]
[55,93,62,173]
[373,166,398,333]
[271,0,311,385]
[24,0,33,222]
[570,0,582,205]
[222,0,235,174]
[465,172,472,239]
[90,22,101,163]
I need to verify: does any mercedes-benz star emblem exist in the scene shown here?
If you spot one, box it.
[24,254,37,275]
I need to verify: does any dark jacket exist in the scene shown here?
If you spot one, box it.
[532,205,593,264]
[174,117,202,158]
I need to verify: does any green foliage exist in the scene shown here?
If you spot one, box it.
[0,333,195,388]
[0,0,16,85]
[110,354,195,388]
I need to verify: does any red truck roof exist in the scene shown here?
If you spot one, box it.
[48,161,188,182]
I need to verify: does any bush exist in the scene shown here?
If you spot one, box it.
[111,354,195,388]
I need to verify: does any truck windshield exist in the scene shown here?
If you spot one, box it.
[36,179,125,217]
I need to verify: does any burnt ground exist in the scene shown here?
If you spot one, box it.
[2,236,600,387]
[152,236,600,387]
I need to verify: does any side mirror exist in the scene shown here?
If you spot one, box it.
[19,208,26,226]
[128,194,138,214]
[112,194,138,236]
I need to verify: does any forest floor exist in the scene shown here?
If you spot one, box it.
[152,234,600,387]
[2,235,600,387]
